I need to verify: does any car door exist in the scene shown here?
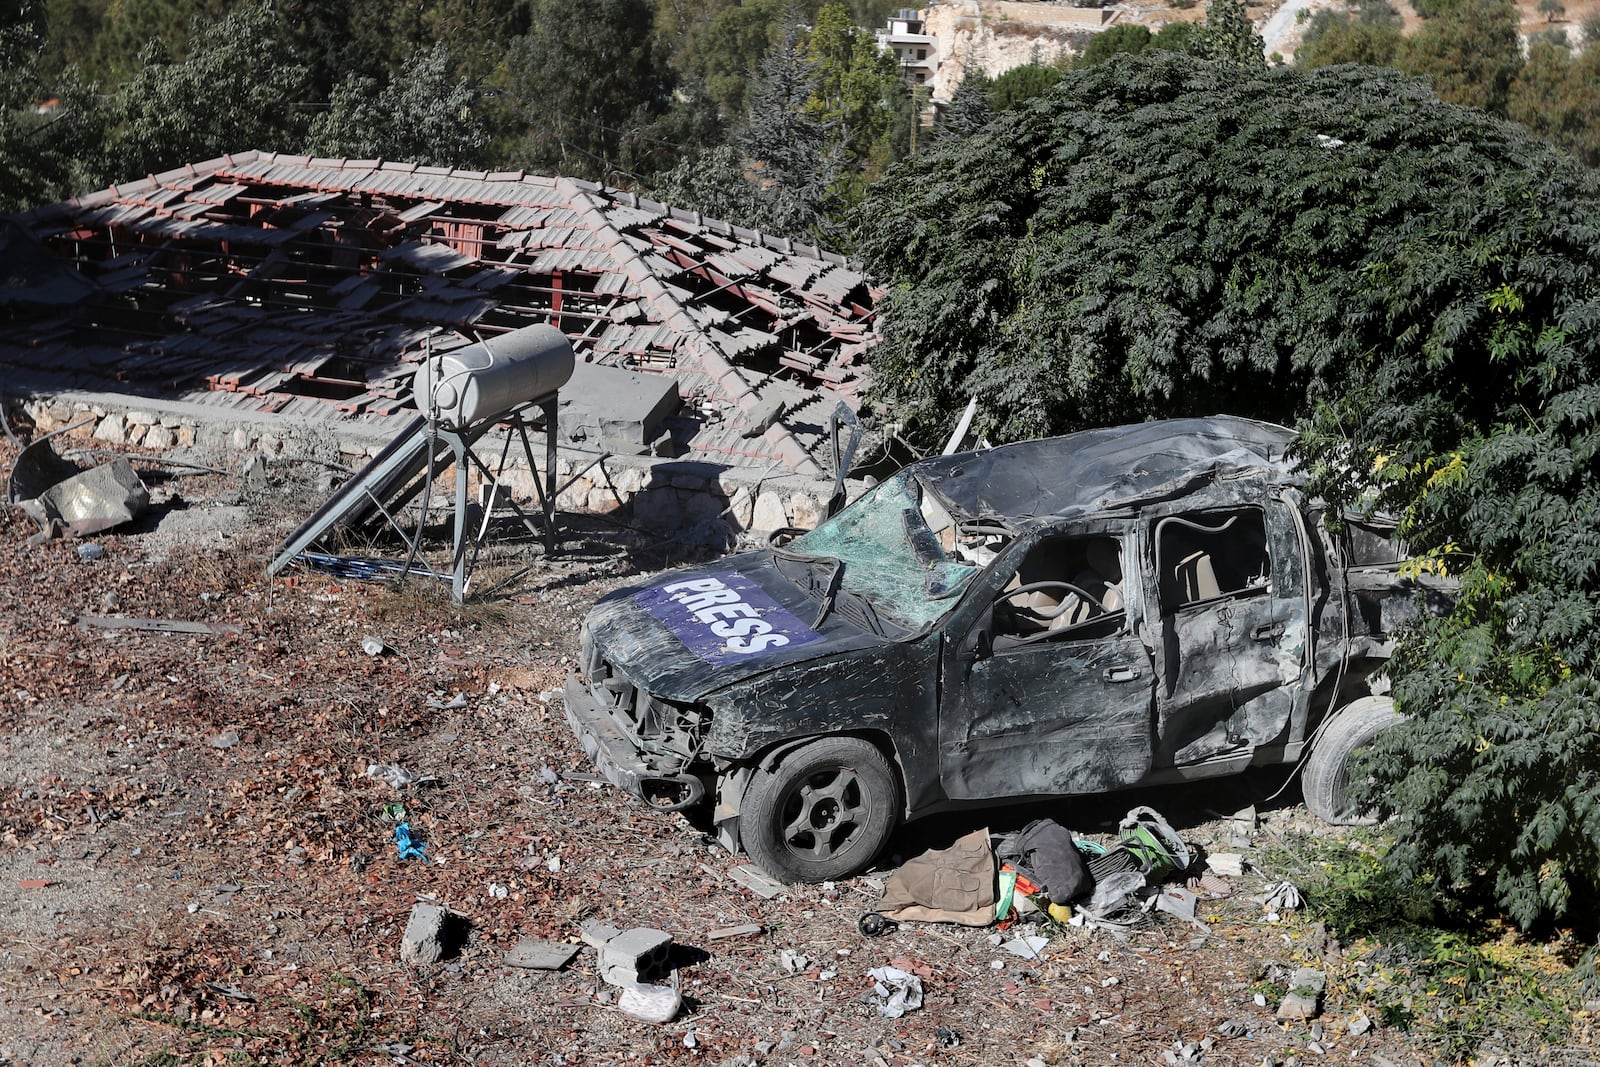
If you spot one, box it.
[938,525,1155,802]
[1141,495,1310,766]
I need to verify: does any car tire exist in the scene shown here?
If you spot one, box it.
[740,737,901,884]
[1302,696,1402,825]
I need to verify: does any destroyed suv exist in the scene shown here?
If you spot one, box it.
[565,417,1450,883]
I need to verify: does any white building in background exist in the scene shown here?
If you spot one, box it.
[876,2,1124,108]
[875,8,939,88]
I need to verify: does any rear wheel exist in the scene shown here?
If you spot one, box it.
[1303,696,1402,825]
[740,737,900,884]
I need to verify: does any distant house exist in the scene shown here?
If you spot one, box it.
[876,8,939,88]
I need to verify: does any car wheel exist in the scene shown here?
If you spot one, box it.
[1302,696,1402,825]
[740,737,900,884]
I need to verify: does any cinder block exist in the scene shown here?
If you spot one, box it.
[599,927,673,986]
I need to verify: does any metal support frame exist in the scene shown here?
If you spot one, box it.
[267,393,561,603]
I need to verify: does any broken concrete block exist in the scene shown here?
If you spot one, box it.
[1275,967,1325,1021]
[599,927,673,986]
[615,982,680,1024]
[742,393,787,438]
[577,919,622,950]
[92,413,125,444]
[1206,853,1244,877]
[401,904,448,966]
[503,938,580,971]
[707,923,762,941]
[728,864,786,899]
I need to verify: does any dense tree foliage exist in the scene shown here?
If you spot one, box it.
[860,50,1600,930]
[307,44,489,169]
[0,17,106,211]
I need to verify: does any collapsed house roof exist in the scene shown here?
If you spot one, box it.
[0,151,880,476]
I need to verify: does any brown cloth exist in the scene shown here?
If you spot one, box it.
[878,827,996,927]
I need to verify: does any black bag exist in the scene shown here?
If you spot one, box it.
[997,818,1093,905]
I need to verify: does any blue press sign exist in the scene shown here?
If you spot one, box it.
[635,570,822,665]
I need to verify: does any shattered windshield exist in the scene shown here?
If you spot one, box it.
[782,470,984,632]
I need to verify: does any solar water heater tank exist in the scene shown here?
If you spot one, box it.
[412,324,576,429]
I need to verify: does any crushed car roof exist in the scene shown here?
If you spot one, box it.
[919,416,1299,522]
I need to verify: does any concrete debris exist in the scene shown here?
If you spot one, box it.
[598,927,673,986]
[578,919,622,950]
[1346,1012,1372,1036]
[1206,853,1245,877]
[361,636,389,657]
[707,923,763,941]
[742,393,787,438]
[210,731,240,749]
[401,902,468,967]
[1001,936,1049,960]
[727,864,787,899]
[1275,967,1325,1022]
[615,981,681,1024]
[503,938,580,971]
[77,616,241,636]
[77,542,104,561]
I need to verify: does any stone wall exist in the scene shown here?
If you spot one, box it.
[18,396,841,539]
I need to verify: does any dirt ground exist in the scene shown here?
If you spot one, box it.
[0,429,1585,1066]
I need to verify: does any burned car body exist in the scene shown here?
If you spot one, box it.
[565,417,1450,883]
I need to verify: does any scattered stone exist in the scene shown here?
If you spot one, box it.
[578,919,623,950]
[707,923,763,941]
[210,731,240,749]
[615,982,680,1024]
[1347,1013,1372,1036]
[76,542,104,561]
[727,863,786,899]
[503,938,579,971]
[1207,853,1245,877]
[361,636,388,657]
[400,903,467,966]
[1216,1019,1249,1038]
[1276,967,1325,1022]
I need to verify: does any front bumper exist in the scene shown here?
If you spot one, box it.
[563,673,705,810]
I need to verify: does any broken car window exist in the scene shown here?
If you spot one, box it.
[1156,508,1270,610]
[993,535,1126,644]
[784,471,981,632]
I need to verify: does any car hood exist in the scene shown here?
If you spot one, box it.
[584,550,891,702]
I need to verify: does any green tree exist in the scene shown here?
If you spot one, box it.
[502,0,670,181]
[736,11,838,239]
[990,62,1062,109]
[91,0,227,79]
[657,0,787,119]
[104,2,306,182]
[938,67,994,137]
[860,50,1600,934]
[804,1,903,165]
[1395,0,1521,114]
[1507,35,1600,167]
[1296,13,1404,67]
[1538,0,1565,20]
[1196,0,1266,66]
[1077,25,1154,67]
[1,17,108,210]
[307,44,489,168]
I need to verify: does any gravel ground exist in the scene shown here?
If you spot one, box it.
[0,432,1570,1066]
